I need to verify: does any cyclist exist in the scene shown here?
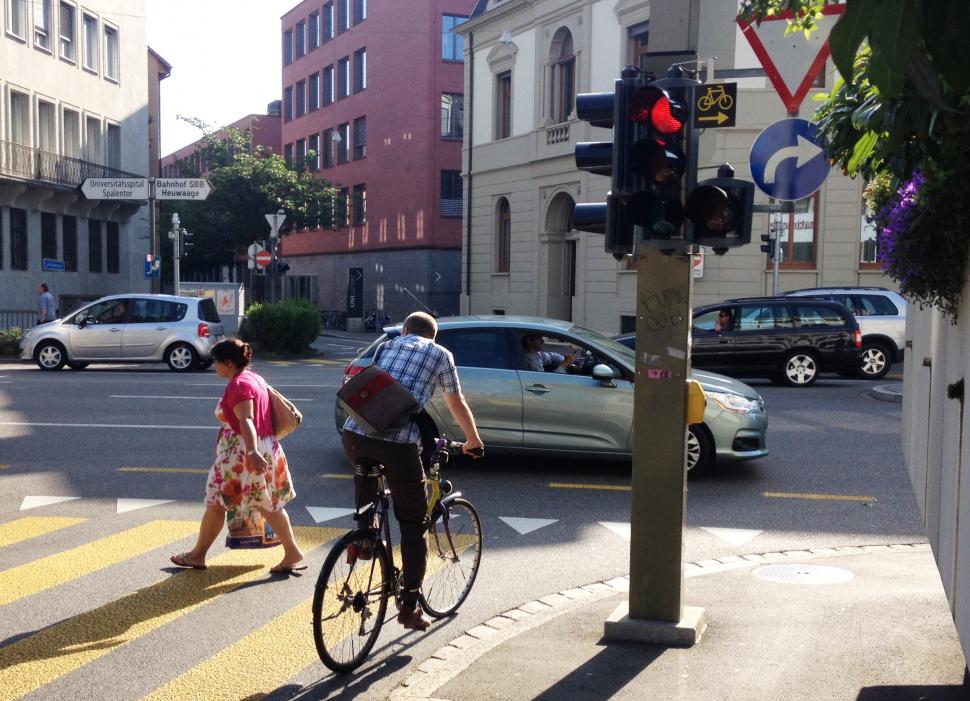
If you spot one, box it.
[341,311,484,632]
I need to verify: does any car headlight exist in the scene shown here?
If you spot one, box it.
[707,390,761,414]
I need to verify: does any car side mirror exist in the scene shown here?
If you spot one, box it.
[592,364,617,388]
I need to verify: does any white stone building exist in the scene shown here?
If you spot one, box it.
[457,0,894,335]
[0,0,151,323]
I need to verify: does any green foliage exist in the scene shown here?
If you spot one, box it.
[240,299,321,355]
[0,327,23,356]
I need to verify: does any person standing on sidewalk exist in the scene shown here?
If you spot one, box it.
[341,311,484,632]
[36,283,56,325]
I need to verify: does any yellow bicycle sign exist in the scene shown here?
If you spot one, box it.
[694,82,738,129]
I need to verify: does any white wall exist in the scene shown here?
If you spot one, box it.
[511,29,535,137]
[590,0,622,92]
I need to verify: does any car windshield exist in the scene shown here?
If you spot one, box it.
[569,325,635,365]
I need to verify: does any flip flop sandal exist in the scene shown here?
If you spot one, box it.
[170,553,207,570]
[270,562,309,574]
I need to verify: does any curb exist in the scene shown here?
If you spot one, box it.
[388,541,930,700]
[871,383,903,403]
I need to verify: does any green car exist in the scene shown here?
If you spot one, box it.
[335,316,769,474]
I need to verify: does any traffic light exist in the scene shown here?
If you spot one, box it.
[760,232,777,260]
[685,164,754,253]
[277,261,291,275]
[573,89,616,249]
[178,229,194,258]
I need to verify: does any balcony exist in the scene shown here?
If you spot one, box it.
[0,140,143,190]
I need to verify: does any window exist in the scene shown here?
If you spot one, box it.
[773,194,819,268]
[34,0,53,50]
[353,116,366,159]
[620,315,636,334]
[629,21,649,71]
[353,0,366,24]
[63,215,77,271]
[322,2,334,42]
[440,170,462,218]
[296,79,306,117]
[85,116,101,163]
[59,1,76,61]
[130,299,184,324]
[38,101,57,151]
[82,12,97,71]
[353,48,367,92]
[295,138,306,170]
[496,198,510,273]
[442,14,466,61]
[436,329,512,370]
[860,200,878,267]
[352,183,366,225]
[441,93,463,139]
[737,305,793,331]
[308,133,320,171]
[6,0,26,38]
[323,65,334,105]
[283,28,293,65]
[88,218,101,272]
[338,0,350,32]
[283,143,293,167]
[793,303,844,328]
[106,221,119,273]
[308,12,319,50]
[496,71,512,139]
[9,209,27,270]
[337,57,350,99]
[63,108,80,157]
[335,187,349,227]
[283,86,293,121]
[106,124,121,169]
[323,128,334,167]
[104,24,118,80]
[42,212,57,260]
[550,28,575,123]
[9,91,29,146]
[0,212,4,270]
[336,122,349,163]
[295,20,305,59]
[308,73,320,112]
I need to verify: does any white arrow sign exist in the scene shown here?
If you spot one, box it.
[156,178,211,201]
[763,135,823,185]
[80,178,148,200]
[247,242,264,257]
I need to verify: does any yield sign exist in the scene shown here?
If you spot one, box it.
[737,4,845,114]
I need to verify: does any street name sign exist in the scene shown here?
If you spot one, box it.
[737,4,845,114]
[155,178,211,201]
[749,118,829,201]
[255,250,272,267]
[42,258,65,272]
[80,178,148,200]
[693,83,737,128]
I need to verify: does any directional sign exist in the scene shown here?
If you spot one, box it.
[693,83,737,129]
[155,178,211,201]
[143,256,160,279]
[80,178,148,200]
[255,250,272,268]
[42,258,65,272]
[347,267,363,318]
[749,118,829,201]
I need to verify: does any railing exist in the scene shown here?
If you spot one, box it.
[0,310,36,331]
[545,123,570,145]
[320,309,348,331]
[0,140,143,190]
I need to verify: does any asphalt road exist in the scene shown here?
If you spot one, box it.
[0,352,917,701]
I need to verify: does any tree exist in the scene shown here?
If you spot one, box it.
[160,119,336,281]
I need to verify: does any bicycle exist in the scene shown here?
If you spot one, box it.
[312,438,484,674]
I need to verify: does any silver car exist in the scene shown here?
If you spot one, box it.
[19,294,225,372]
[335,316,769,475]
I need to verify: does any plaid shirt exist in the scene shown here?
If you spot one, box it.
[344,333,461,444]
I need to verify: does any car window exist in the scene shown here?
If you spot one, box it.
[793,304,845,327]
[856,294,898,316]
[436,329,513,370]
[129,299,185,324]
[738,306,774,330]
[78,299,128,324]
[692,308,734,332]
[519,332,626,378]
[198,299,221,323]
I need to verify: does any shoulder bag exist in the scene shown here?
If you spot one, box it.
[268,384,303,439]
[336,343,420,436]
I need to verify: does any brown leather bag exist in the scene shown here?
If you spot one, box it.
[268,384,303,439]
[336,344,419,436]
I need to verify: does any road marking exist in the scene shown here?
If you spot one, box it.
[0,422,214,430]
[305,358,348,365]
[699,526,763,546]
[305,506,356,524]
[320,473,353,479]
[117,498,175,514]
[20,495,81,510]
[0,519,199,607]
[119,467,208,474]
[268,360,295,366]
[0,526,341,701]
[548,482,631,492]
[0,516,87,549]
[763,491,877,503]
[499,517,558,535]
[599,521,631,541]
[109,395,315,401]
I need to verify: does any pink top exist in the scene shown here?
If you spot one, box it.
[220,370,273,437]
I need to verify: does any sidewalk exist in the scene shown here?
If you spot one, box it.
[392,544,968,701]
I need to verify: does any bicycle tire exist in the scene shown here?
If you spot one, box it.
[419,497,483,618]
[313,531,391,674]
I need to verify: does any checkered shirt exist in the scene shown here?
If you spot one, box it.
[344,333,461,444]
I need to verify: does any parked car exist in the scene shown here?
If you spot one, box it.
[777,287,905,380]
[680,298,861,387]
[335,316,769,475]
[19,294,225,372]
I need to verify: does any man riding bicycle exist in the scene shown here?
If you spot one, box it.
[341,311,484,632]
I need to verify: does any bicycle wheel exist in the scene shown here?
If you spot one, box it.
[419,497,483,617]
[313,531,390,673]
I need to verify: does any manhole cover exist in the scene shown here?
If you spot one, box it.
[752,564,855,585]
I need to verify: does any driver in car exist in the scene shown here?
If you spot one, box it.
[522,334,576,374]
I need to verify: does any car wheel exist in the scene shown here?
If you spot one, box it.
[857,343,892,380]
[686,425,713,476]
[34,341,67,371]
[165,343,199,372]
[780,351,819,387]
[66,361,89,370]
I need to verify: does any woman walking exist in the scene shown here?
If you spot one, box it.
[170,338,305,573]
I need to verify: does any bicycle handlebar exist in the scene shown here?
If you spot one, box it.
[441,440,484,459]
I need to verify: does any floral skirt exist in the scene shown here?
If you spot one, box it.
[204,428,296,513]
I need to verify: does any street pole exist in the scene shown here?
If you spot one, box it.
[148,177,159,294]
[171,212,181,297]
[772,212,782,296]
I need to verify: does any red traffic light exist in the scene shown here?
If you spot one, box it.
[628,86,684,135]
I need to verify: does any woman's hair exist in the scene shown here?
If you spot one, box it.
[211,338,253,368]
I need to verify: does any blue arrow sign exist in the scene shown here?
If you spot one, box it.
[749,118,830,201]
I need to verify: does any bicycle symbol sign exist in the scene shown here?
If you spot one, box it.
[693,82,738,129]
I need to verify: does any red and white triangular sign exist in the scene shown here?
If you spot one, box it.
[737,5,845,114]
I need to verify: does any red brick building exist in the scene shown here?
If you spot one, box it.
[279,0,475,320]
[160,108,283,177]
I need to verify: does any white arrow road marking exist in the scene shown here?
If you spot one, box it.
[305,506,356,524]
[763,135,823,184]
[20,495,81,511]
[117,498,175,514]
[498,517,558,535]
[699,526,763,546]
[599,521,631,541]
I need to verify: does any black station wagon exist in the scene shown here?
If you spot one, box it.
[690,298,862,387]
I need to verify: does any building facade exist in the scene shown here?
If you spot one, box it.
[457,0,893,335]
[0,0,152,320]
[278,0,476,321]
